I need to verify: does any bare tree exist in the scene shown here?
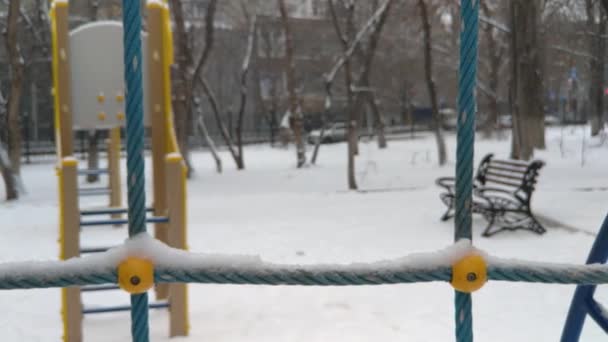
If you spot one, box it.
[418,0,447,166]
[352,0,393,150]
[195,104,222,173]
[255,22,281,146]
[197,11,256,170]
[168,0,198,176]
[278,0,306,168]
[235,16,257,169]
[314,0,395,189]
[5,0,25,175]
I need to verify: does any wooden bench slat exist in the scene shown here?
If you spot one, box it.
[485,177,521,188]
[485,171,525,182]
[487,164,527,175]
[490,159,529,169]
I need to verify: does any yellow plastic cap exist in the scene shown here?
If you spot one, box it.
[117,257,154,294]
[117,112,125,121]
[451,254,487,293]
[97,112,106,121]
[97,93,105,103]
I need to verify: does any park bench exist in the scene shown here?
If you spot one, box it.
[436,154,545,237]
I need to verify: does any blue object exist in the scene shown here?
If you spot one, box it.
[561,214,608,341]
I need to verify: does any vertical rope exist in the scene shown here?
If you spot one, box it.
[455,0,479,341]
[121,1,149,341]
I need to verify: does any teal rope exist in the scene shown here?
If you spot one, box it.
[456,0,479,341]
[0,271,116,289]
[0,264,608,290]
[154,266,452,285]
[5,264,608,289]
[121,0,149,341]
[455,291,473,341]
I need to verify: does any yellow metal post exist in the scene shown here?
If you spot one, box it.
[58,158,81,342]
[51,0,73,158]
[147,0,170,299]
[166,153,189,337]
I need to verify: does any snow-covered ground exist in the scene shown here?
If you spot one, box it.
[1,127,607,341]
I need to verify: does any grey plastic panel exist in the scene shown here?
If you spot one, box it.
[69,21,149,130]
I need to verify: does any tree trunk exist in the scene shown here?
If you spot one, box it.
[0,143,18,200]
[168,0,194,176]
[234,16,257,170]
[418,0,447,166]
[352,0,394,150]
[510,0,544,160]
[344,5,358,187]
[86,131,101,183]
[196,114,222,173]
[199,76,242,167]
[368,95,387,148]
[480,1,502,139]
[589,2,606,136]
[278,0,306,168]
[5,0,24,175]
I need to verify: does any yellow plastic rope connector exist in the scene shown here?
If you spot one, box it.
[117,258,154,294]
[451,254,487,293]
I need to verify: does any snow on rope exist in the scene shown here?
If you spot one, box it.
[2,235,608,289]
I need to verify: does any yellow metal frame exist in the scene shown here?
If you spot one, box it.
[51,0,189,339]
[50,1,65,158]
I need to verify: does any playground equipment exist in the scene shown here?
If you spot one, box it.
[51,0,187,340]
[2,1,608,342]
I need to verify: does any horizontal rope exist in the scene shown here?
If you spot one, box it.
[154,266,452,286]
[3,263,608,290]
[0,270,116,289]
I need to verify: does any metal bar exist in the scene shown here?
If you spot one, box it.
[562,213,608,341]
[80,207,154,216]
[79,187,110,192]
[81,285,120,292]
[78,169,109,176]
[80,216,169,227]
[80,247,111,254]
[82,302,169,315]
[586,298,608,333]
[78,190,112,197]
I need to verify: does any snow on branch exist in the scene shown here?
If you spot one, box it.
[550,44,597,61]
[479,14,511,34]
[324,0,395,85]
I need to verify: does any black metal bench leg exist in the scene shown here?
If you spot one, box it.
[527,212,546,235]
[441,206,454,221]
[481,214,499,237]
